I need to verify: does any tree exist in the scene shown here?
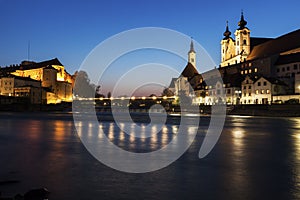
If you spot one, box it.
[73,70,96,98]
[107,92,111,98]
[162,87,174,97]
[95,85,105,98]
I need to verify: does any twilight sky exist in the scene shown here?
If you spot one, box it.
[1,0,300,95]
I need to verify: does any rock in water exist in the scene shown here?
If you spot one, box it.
[24,188,49,200]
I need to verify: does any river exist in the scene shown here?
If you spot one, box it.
[0,112,299,199]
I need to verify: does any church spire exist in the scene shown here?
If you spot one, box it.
[188,38,196,68]
[189,38,195,53]
[223,21,231,39]
[238,10,247,29]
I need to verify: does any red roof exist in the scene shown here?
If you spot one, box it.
[247,29,300,61]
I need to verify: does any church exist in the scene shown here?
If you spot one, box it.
[170,12,300,105]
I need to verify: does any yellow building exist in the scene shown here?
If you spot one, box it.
[0,75,42,104]
[220,12,251,67]
[10,58,74,103]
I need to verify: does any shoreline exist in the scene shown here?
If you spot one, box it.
[0,104,300,118]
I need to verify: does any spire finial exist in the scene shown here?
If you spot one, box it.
[223,20,231,39]
[238,10,247,29]
[189,37,195,53]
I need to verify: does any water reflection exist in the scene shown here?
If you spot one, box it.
[74,121,189,153]
[231,128,245,153]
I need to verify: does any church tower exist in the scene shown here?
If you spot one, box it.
[234,11,251,63]
[188,39,196,68]
[221,21,235,65]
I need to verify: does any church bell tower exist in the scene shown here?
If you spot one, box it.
[188,39,196,68]
[234,11,251,62]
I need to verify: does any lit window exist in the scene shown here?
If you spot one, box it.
[255,90,259,94]
[245,70,248,74]
[261,90,265,94]
[254,68,257,72]
[241,71,244,74]
[249,69,252,73]
[267,89,270,94]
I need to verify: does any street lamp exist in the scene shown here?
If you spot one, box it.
[235,90,241,105]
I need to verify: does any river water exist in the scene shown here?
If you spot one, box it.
[0,112,300,199]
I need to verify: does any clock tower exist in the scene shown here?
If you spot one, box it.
[234,11,251,63]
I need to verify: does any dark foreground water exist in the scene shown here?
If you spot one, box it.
[0,112,300,200]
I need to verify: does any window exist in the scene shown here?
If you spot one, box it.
[243,39,247,45]
[254,68,257,72]
[255,90,259,94]
[282,67,285,72]
[248,86,251,89]
[241,71,244,75]
[191,58,194,62]
[294,64,298,70]
[243,93,246,97]
[263,81,267,86]
[249,93,251,96]
[266,89,270,94]
[261,90,265,94]
[258,82,261,86]
[227,89,231,94]
[248,100,251,104]
[287,66,290,71]
[245,70,248,74]
[249,69,252,73]
[237,41,239,46]
[243,86,246,89]
[277,68,280,73]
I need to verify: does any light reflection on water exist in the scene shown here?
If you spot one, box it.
[1,114,300,199]
[74,121,180,152]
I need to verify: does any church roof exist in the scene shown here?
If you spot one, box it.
[168,78,177,88]
[250,37,273,49]
[181,62,199,78]
[247,29,300,61]
[275,52,300,65]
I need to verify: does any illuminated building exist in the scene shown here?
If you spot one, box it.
[0,58,74,104]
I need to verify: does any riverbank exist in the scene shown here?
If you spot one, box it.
[227,104,300,117]
[1,103,300,117]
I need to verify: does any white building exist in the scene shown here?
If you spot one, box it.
[241,76,288,104]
